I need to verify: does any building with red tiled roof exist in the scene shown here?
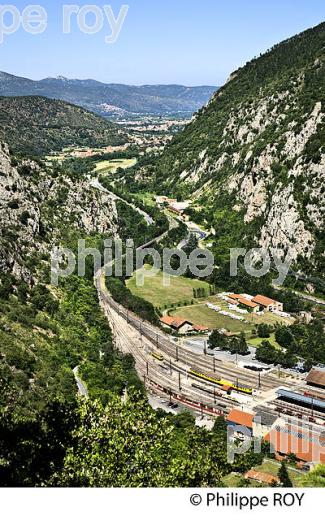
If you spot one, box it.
[227,409,255,432]
[245,470,280,486]
[226,298,239,306]
[193,324,209,333]
[237,297,259,313]
[252,295,283,312]
[264,425,325,464]
[160,316,193,334]
[306,368,325,389]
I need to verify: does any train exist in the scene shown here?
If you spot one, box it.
[189,368,253,395]
[147,378,224,417]
[151,351,164,362]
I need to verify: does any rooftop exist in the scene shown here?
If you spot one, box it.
[306,368,325,388]
[227,409,255,429]
[252,295,278,306]
[238,297,259,309]
[160,316,192,329]
[245,470,280,485]
[276,388,325,411]
[265,425,325,463]
[253,409,278,426]
[193,324,209,332]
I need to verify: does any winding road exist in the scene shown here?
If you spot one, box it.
[90,178,154,225]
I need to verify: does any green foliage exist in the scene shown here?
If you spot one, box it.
[301,464,325,487]
[52,391,262,487]
[0,275,140,419]
[209,330,248,355]
[257,323,272,338]
[0,401,78,486]
[278,461,293,487]
[0,96,127,156]
[208,329,228,350]
[275,320,325,367]
[106,277,159,325]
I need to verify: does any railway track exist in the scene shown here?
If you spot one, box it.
[100,284,290,392]
[103,301,233,414]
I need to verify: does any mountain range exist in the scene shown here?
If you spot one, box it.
[0,72,217,118]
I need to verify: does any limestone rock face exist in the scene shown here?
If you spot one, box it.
[144,22,325,278]
[0,141,118,282]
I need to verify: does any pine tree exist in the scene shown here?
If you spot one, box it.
[278,461,293,487]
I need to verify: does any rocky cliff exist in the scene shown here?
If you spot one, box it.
[0,141,118,282]
[140,22,325,283]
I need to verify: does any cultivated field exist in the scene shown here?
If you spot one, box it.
[95,158,137,175]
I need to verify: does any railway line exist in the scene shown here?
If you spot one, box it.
[257,400,325,424]
[92,181,301,416]
[103,301,234,415]
[99,281,295,393]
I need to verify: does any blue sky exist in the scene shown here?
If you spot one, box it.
[1,0,324,85]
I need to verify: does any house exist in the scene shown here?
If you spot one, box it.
[299,311,312,324]
[155,196,176,205]
[160,316,193,334]
[170,201,190,211]
[252,295,283,312]
[193,324,210,333]
[306,367,325,389]
[227,293,259,313]
[226,409,255,437]
[228,294,243,300]
[237,297,260,313]
[244,470,280,486]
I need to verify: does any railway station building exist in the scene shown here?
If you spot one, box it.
[306,367,325,389]
[226,409,255,438]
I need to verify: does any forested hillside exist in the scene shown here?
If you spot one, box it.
[135,22,325,288]
[0,96,127,156]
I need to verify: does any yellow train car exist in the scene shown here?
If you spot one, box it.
[189,369,252,395]
[151,351,164,362]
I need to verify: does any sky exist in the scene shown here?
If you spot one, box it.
[0,0,324,86]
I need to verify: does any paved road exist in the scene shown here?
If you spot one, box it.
[292,290,325,307]
[73,366,89,398]
[177,221,209,249]
[90,178,154,225]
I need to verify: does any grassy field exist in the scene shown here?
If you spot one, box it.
[222,460,306,487]
[248,333,281,349]
[95,158,137,175]
[170,304,251,332]
[169,294,292,334]
[126,266,211,308]
[222,473,265,487]
[132,192,156,207]
[127,272,292,335]
[252,459,305,487]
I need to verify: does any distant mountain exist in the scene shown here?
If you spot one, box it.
[0,71,217,117]
[0,96,127,156]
